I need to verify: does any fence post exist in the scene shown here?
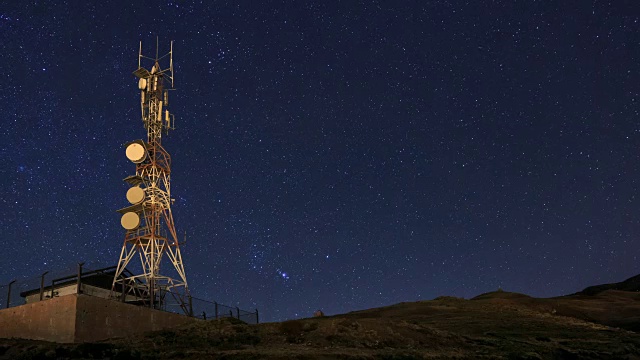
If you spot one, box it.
[236,307,240,320]
[214,302,218,319]
[76,262,84,295]
[255,309,259,324]
[120,281,127,302]
[6,280,16,309]
[40,271,49,301]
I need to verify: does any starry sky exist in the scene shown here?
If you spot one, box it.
[1,1,639,321]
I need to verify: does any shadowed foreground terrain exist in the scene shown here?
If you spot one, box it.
[2,289,640,359]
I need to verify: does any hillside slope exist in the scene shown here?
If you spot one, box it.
[2,291,640,359]
[576,274,640,295]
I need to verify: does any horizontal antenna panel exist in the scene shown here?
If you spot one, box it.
[133,67,150,79]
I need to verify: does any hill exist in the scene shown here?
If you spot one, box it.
[2,289,640,359]
[575,274,640,295]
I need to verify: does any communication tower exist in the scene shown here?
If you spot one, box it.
[111,40,190,313]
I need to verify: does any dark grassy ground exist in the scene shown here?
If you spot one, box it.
[2,290,640,359]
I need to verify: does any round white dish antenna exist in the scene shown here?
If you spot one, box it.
[138,78,147,90]
[126,143,146,163]
[126,186,145,204]
[121,212,140,230]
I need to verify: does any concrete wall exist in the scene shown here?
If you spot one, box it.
[0,295,77,343]
[0,294,197,343]
[75,294,196,342]
[80,284,112,299]
[25,284,77,304]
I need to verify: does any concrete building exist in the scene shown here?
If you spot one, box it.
[0,294,196,343]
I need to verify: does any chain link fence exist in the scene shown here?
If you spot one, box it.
[0,264,259,324]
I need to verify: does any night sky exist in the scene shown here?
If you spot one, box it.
[1,1,639,322]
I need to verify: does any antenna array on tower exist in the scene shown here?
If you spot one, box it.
[111,40,190,314]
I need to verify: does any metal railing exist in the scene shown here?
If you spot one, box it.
[160,289,259,324]
[0,264,259,324]
[0,264,80,309]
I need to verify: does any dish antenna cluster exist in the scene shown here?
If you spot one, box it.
[111,40,190,313]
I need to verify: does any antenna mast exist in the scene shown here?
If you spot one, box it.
[111,40,189,313]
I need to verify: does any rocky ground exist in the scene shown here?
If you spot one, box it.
[2,289,640,359]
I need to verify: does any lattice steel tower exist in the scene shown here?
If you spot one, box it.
[112,40,189,313]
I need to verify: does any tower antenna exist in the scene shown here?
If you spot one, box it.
[111,40,190,314]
